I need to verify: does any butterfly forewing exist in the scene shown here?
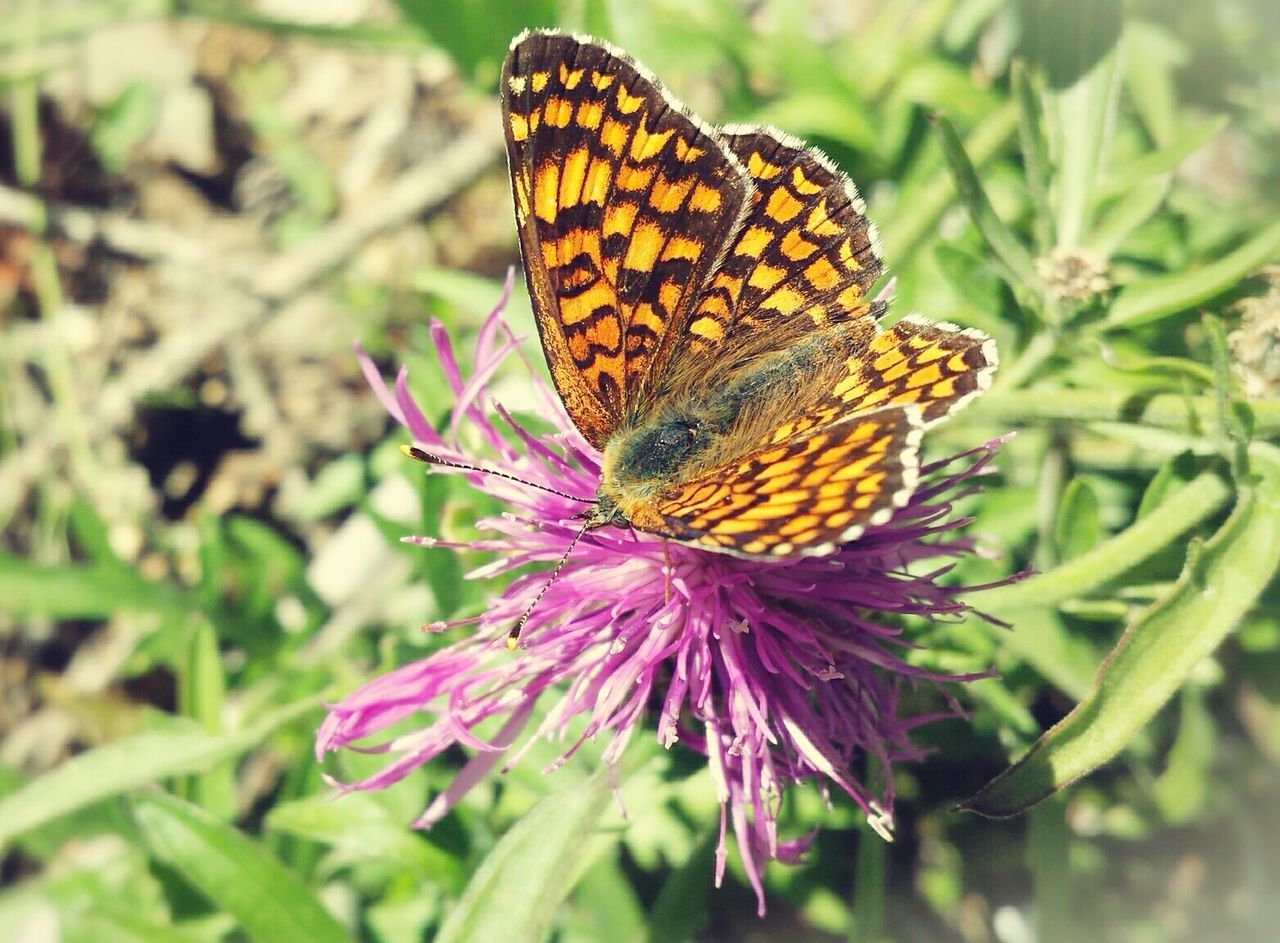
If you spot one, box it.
[668,128,885,387]
[502,31,751,448]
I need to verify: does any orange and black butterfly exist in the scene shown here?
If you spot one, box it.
[500,29,996,560]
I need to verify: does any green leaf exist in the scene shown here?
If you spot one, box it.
[0,554,186,619]
[970,387,1280,440]
[850,826,888,943]
[878,102,1019,258]
[1106,219,1280,328]
[67,497,118,564]
[1025,0,1122,247]
[1027,795,1071,943]
[1136,453,1200,520]
[1122,20,1187,147]
[993,607,1099,702]
[132,792,352,943]
[265,794,467,891]
[403,0,558,84]
[961,457,1280,816]
[177,619,235,820]
[1095,115,1228,201]
[1011,58,1053,251]
[64,910,209,943]
[1055,477,1101,561]
[563,854,646,943]
[644,826,715,943]
[1150,687,1215,824]
[750,91,880,155]
[1083,174,1170,260]
[0,701,316,848]
[931,112,1042,292]
[968,677,1041,739]
[435,770,615,943]
[1092,344,1215,387]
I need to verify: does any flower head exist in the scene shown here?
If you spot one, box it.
[318,275,1004,913]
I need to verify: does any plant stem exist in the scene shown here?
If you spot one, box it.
[975,471,1232,610]
[971,388,1280,438]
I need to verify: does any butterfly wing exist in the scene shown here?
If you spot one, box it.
[656,127,885,398]
[619,309,994,554]
[755,313,999,450]
[502,31,751,448]
[628,405,924,556]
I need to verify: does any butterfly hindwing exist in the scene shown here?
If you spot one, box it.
[754,315,999,451]
[502,30,751,448]
[639,405,924,556]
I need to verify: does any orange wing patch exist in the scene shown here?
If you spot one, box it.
[676,127,885,370]
[824,315,997,429]
[755,316,996,455]
[637,407,924,556]
[503,31,750,448]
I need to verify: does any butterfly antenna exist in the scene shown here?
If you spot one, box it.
[507,517,592,650]
[400,445,594,504]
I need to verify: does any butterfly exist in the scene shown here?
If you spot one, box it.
[498,29,996,566]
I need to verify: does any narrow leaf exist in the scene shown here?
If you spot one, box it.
[0,555,186,619]
[1055,477,1102,561]
[645,826,716,943]
[850,826,888,943]
[1107,219,1280,328]
[1011,59,1053,251]
[266,794,467,890]
[1150,687,1215,824]
[1122,20,1187,147]
[993,607,1099,702]
[1095,115,1227,200]
[179,619,236,819]
[65,910,209,943]
[0,701,316,847]
[1031,0,1122,246]
[976,471,1231,611]
[878,103,1018,257]
[133,792,352,943]
[435,771,615,943]
[1027,796,1072,943]
[962,458,1280,816]
[931,112,1041,291]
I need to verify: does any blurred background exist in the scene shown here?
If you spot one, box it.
[3,1,1279,941]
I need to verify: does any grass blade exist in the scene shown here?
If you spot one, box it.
[0,701,316,847]
[435,771,615,943]
[930,112,1041,292]
[133,792,352,943]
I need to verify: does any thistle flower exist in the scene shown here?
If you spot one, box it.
[318,277,1004,913]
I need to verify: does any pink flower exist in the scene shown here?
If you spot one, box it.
[318,274,1005,913]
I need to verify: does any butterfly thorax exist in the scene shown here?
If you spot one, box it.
[593,338,840,533]
[595,403,728,532]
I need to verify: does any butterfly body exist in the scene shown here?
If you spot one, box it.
[502,30,997,558]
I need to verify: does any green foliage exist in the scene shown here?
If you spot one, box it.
[5,0,1280,941]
